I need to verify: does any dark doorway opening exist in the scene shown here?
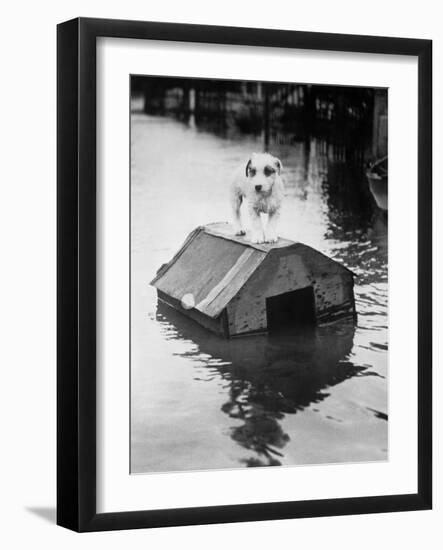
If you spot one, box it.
[266,287,316,332]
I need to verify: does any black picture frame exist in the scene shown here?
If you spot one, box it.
[57,17,432,532]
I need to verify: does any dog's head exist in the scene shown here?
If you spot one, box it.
[245,153,282,195]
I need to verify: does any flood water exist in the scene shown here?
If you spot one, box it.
[130,113,388,473]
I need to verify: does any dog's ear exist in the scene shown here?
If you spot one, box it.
[245,158,252,177]
[274,157,283,175]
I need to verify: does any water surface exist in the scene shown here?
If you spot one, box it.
[131,114,388,473]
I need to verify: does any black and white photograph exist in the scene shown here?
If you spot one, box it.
[130,75,388,474]
[0,0,437,543]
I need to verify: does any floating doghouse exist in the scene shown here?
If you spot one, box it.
[151,222,356,337]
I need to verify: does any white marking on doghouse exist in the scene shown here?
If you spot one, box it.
[181,293,195,309]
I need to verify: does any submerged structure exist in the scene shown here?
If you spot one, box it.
[151,223,356,337]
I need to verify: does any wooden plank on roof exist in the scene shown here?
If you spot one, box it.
[150,226,203,285]
[151,232,249,305]
[196,248,266,318]
[204,222,296,252]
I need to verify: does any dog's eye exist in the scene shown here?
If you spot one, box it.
[248,168,256,177]
[264,166,275,177]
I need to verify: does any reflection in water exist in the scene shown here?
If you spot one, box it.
[155,303,374,467]
[131,114,388,473]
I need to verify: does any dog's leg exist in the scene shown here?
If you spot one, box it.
[231,190,245,236]
[266,209,280,243]
[248,206,265,244]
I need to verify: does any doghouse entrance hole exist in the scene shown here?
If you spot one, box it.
[266,286,316,332]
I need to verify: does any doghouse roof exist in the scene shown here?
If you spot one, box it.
[151,222,353,319]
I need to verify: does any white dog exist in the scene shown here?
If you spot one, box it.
[230,152,284,244]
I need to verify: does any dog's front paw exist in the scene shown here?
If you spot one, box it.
[265,233,279,243]
[250,233,265,244]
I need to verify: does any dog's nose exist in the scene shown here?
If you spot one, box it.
[255,185,262,192]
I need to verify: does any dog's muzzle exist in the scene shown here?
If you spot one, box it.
[255,185,262,192]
